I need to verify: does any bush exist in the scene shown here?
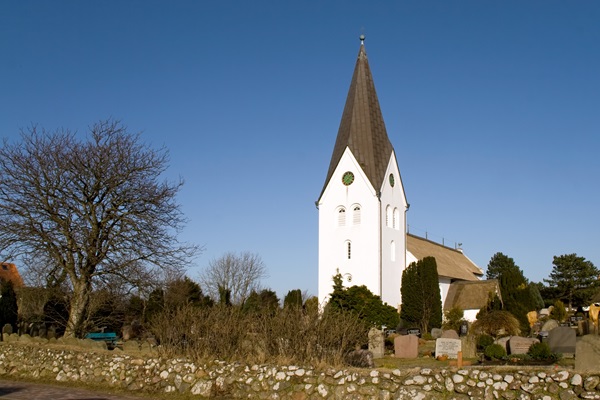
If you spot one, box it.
[471,310,521,337]
[527,342,552,360]
[442,306,465,332]
[476,334,494,351]
[484,343,507,360]
[150,304,369,366]
[549,300,567,323]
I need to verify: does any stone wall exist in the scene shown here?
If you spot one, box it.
[1,339,600,399]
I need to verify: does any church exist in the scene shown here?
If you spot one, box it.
[317,36,486,315]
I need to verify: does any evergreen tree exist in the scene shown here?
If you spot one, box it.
[486,252,518,280]
[544,253,599,310]
[283,289,303,309]
[400,257,442,333]
[242,289,280,315]
[328,273,399,328]
[0,280,18,330]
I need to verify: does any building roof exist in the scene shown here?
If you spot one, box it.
[407,233,483,281]
[443,279,501,311]
[319,38,394,200]
[0,262,24,288]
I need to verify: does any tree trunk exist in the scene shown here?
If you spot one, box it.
[63,280,92,338]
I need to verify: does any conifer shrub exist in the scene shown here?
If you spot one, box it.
[549,300,567,322]
[476,334,494,351]
[484,343,507,360]
[527,342,552,360]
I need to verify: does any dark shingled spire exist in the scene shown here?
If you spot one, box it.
[319,37,394,199]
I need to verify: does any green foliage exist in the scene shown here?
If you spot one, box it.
[549,300,567,322]
[283,289,303,309]
[218,285,232,306]
[0,280,18,330]
[400,257,443,333]
[442,307,465,331]
[144,288,165,322]
[328,273,399,328]
[484,343,507,360]
[476,334,494,351]
[486,252,539,334]
[303,296,319,314]
[477,292,503,319]
[486,252,518,280]
[472,310,521,337]
[527,342,552,360]
[544,253,600,310]
[242,289,280,315]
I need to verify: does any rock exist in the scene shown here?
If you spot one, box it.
[344,349,374,368]
[394,334,419,359]
[541,319,559,332]
[575,335,600,372]
[440,330,459,339]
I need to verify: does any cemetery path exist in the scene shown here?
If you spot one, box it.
[0,379,153,400]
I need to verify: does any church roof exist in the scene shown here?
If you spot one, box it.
[407,233,484,281]
[443,279,502,311]
[319,38,394,199]
[0,262,24,288]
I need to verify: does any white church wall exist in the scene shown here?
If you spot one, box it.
[318,148,381,306]
[378,152,407,308]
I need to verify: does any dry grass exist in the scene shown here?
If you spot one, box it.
[149,304,369,367]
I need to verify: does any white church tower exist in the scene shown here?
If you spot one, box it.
[317,36,408,308]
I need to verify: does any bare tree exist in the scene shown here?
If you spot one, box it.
[200,252,267,305]
[0,120,199,337]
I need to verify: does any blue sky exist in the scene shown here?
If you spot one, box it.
[1,1,599,299]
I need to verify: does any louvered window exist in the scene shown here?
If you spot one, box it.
[347,241,352,259]
[338,208,346,227]
[394,208,400,231]
[386,205,391,227]
[353,206,361,225]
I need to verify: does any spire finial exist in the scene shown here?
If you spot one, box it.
[359,34,365,45]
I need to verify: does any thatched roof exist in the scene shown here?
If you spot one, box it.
[443,279,501,311]
[0,262,24,288]
[407,233,483,281]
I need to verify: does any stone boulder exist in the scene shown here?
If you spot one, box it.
[575,335,600,371]
[344,349,374,368]
[541,319,559,332]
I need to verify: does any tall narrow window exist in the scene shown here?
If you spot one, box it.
[338,208,346,227]
[394,208,400,231]
[386,205,391,227]
[392,207,397,229]
[347,241,352,259]
[353,205,361,225]
[390,241,396,261]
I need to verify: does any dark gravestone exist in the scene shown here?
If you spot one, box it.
[547,326,576,355]
[431,328,443,339]
[459,321,468,336]
[406,328,421,338]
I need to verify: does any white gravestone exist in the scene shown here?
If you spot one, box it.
[435,338,462,359]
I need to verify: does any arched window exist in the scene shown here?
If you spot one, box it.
[337,207,346,227]
[392,207,397,229]
[346,241,352,259]
[393,208,400,231]
[386,205,391,227]
[390,241,396,261]
[352,205,361,225]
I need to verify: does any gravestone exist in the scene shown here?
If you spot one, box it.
[431,328,443,339]
[394,334,418,359]
[495,336,511,352]
[547,326,576,356]
[435,338,462,359]
[47,325,57,340]
[406,328,421,338]
[507,336,539,355]
[2,324,13,341]
[577,320,590,336]
[459,321,468,336]
[440,329,459,339]
[541,319,559,332]
[460,335,476,359]
[575,335,600,372]
[368,328,385,359]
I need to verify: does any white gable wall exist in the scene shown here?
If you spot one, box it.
[318,148,381,306]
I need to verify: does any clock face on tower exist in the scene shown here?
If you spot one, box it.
[342,171,355,186]
[389,173,395,187]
